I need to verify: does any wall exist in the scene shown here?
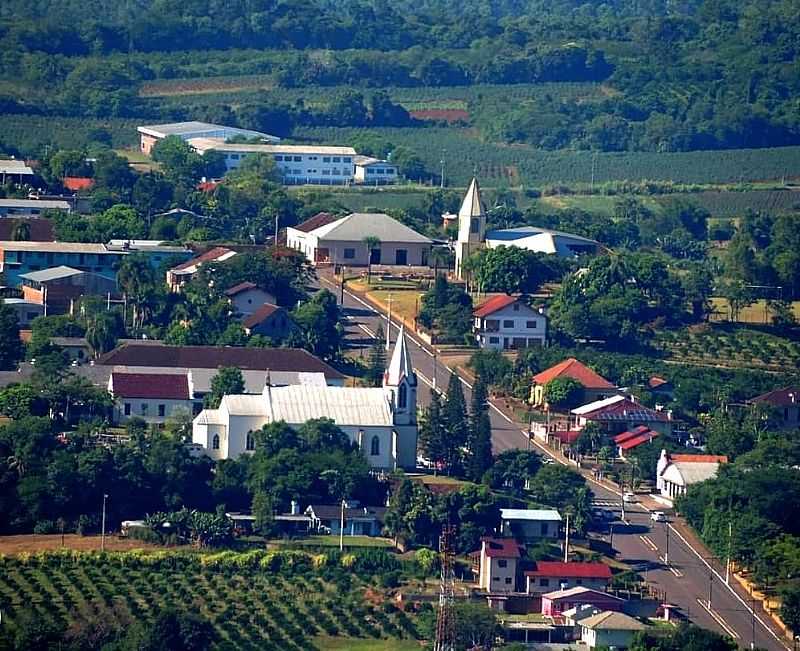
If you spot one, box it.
[116,398,193,425]
[230,288,276,317]
[476,302,547,350]
[315,239,430,267]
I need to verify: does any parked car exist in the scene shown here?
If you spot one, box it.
[623,492,637,503]
[651,511,667,522]
[542,457,555,465]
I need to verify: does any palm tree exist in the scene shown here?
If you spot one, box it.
[85,314,117,358]
[429,246,450,277]
[362,235,380,284]
[117,255,156,330]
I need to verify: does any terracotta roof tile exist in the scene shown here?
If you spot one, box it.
[533,358,615,390]
[242,303,282,329]
[293,212,339,233]
[224,281,258,296]
[111,372,190,400]
[669,453,728,464]
[171,246,234,272]
[749,387,800,407]
[473,294,520,317]
[63,177,95,192]
[525,562,612,579]
[618,430,660,451]
[481,537,522,558]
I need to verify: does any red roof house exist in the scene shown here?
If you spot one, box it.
[532,358,615,408]
[473,294,519,318]
[63,177,95,192]
[292,212,340,233]
[109,372,191,401]
[472,294,547,350]
[242,303,296,340]
[749,386,800,429]
[541,586,624,616]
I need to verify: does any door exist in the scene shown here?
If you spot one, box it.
[395,249,407,265]
[370,248,381,264]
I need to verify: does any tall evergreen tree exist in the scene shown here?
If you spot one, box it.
[0,302,22,371]
[466,376,493,481]
[419,389,447,471]
[364,324,386,387]
[443,372,469,473]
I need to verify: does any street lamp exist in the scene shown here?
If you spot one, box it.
[100,493,108,551]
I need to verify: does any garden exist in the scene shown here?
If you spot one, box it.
[0,549,424,651]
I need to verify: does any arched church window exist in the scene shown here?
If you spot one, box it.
[371,436,380,456]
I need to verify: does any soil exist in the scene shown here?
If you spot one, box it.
[0,534,164,555]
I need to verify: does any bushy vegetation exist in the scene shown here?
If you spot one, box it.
[0,548,423,650]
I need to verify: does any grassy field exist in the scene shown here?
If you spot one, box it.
[710,298,800,324]
[270,535,395,548]
[0,551,422,650]
[313,636,422,650]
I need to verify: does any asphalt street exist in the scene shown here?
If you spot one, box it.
[324,275,789,651]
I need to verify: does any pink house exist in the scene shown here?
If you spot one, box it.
[541,586,625,616]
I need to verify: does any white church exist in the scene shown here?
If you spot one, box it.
[453,178,601,279]
[192,328,418,470]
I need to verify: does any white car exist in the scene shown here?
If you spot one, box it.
[651,511,667,522]
[622,492,637,503]
[542,457,555,465]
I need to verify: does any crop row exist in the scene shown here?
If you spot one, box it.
[660,190,800,218]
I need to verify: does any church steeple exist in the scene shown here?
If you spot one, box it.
[384,326,417,425]
[457,177,486,243]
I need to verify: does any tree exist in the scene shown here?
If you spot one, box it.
[290,289,342,361]
[151,135,204,184]
[543,376,584,410]
[780,584,800,636]
[419,390,448,470]
[443,372,469,473]
[11,220,31,241]
[205,367,245,408]
[453,602,498,650]
[389,146,426,181]
[484,449,541,496]
[0,301,22,370]
[364,324,386,387]
[362,235,380,284]
[470,246,561,294]
[466,376,493,481]
[85,312,118,358]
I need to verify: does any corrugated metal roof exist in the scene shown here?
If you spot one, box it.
[312,213,431,244]
[222,394,270,416]
[501,508,562,522]
[0,160,34,175]
[19,266,84,282]
[188,138,353,155]
[269,385,393,426]
[138,122,276,141]
[0,199,71,210]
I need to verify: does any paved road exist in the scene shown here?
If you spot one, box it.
[324,276,789,651]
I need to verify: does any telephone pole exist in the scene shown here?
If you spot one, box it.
[385,293,394,351]
[100,493,108,551]
[434,525,457,651]
[563,512,570,562]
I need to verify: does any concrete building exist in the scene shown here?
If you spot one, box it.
[0,199,71,218]
[500,509,561,542]
[20,266,118,315]
[353,156,398,185]
[524,562,612,594]
[191,329,418,469]
[452,177,600,280]
[541,587,625,617]
[748,386,800,429]
[109,372,193,425]
[0,241,191,287]
[473,294,547,350]
[656,450,727,503]
[475,537,522,593]
[305,502,386,537]
[137,122,278,156]
[532,358,616,408]
[579,611,646,649]
[224,282,277,317]
[0,159,35,184]
[286,212,432,267]
[3,298,44,327]
[166,247,237,291]
[188,139,356,185]
[242,303,296,340]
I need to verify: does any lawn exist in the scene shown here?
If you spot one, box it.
[0,550,422,650]
[709,297,800,324]
[271,535,395,548]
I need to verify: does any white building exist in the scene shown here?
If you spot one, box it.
[452,177,600,280]
[137,122,278,155]
[2,298,44,327]
[224,282,277,317]
[353,156,398,185]
[656,449,728,503]
[286,212,432,267]
[109,372,194,424]
[0,159,35,184]
[475,538,522,593]
[580,611,646,649]
[0,199,72,217]
[499,509,562,542]
[472,294,547,350]
[188,139,357,185]
[191,328,418,469]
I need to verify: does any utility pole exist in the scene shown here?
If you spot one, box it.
[609,523,614,549]
[725,520,733,585]
[440,149,446,189]
[339,498,346,551]
[620,478,626,522]
[385,293,393,351]
[432,350,438,391]
[274,212,280,246]
[100,493,108,551]
[590,151,598,193]
[708,570,713,609]
[563,512,570,562]
[751,596,756,650]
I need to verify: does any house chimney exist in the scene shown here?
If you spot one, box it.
[290,500,299,515]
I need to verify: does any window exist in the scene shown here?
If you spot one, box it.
[158,404,166,417]
[212,434,220,450]
[246,432,255,451]
[489,336,499,344]
[367,168,375,175]
[498,560,508,568]
[124,403,131,416]
[293,169,301,175]
[27,312,38,321]
[343,248,355,259]
[576,579,583,585]
[370,435,380,456]
[322,170,331,175]
[541,522,549,536]
[470,218,480,233]
[387,168,395,174]
[332,156,341,162]
[141,403,149,416]
[395,249,407,265]
[342,156,351,163]
[526,320,538,329]
[540,578,550,587]
[274,155,283,161]
[332,169,340,175]
[485,319,500,332]
[513,303,520,311]
[505,577,512,584]
[230,153,240,160]
[398,383,407,409]
[323,157,331,163]
[492,576,500,582]
[376,168,385,174]
[503,320,514,328]
[293,156,302,162]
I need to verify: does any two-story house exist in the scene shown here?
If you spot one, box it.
[475,537,523,593]
[524,562,612,594]
[499,509,561,543]
[472,295,547,350]
[748,387,800,429]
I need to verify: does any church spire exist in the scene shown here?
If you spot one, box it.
[458,177,485,222]
[457,177,486,245]
[384,325,415,387]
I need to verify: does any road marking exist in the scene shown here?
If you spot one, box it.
[670,567,683,578]
[357,324,375,338]
[416,371,433,388]
[697,598,740,639]
[639,535,658,552]
[674,526,788,649]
